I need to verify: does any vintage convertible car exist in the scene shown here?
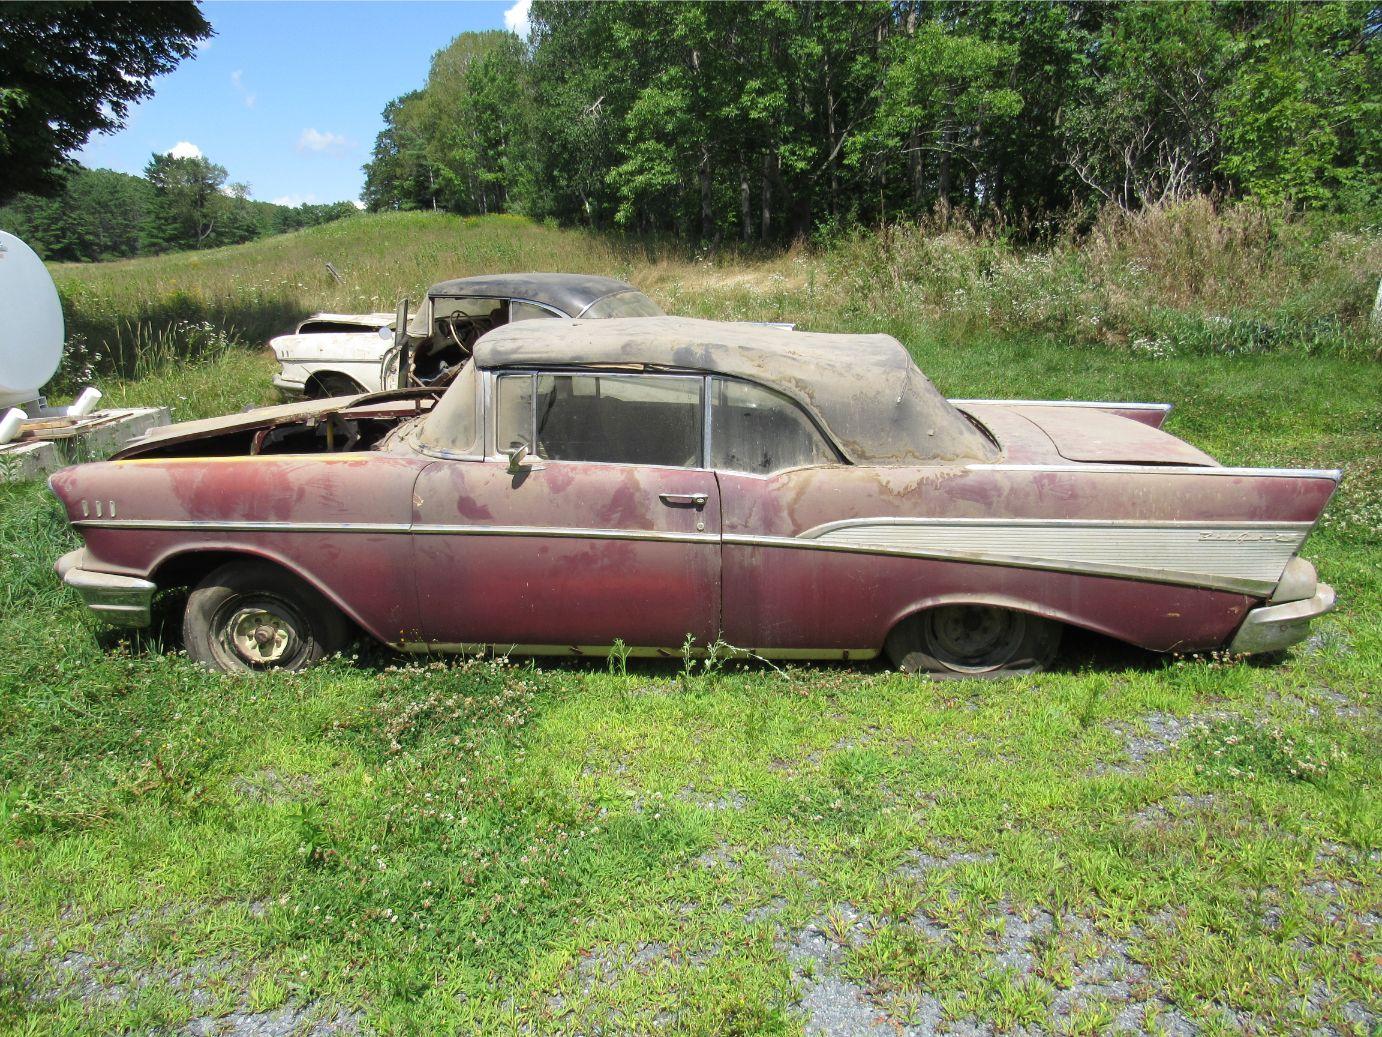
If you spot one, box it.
[271,273,663,398]
[51,317,1337,675]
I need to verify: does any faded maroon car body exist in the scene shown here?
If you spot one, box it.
[50,318,1338,662]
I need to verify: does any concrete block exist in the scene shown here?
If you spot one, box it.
[0,406,171,482]
[0,439,59,481]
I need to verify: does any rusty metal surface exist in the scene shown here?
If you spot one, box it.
[1010,405,1217,465]
[51,455,430,642]
[411,460,720,646]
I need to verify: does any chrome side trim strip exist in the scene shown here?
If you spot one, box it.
[952,399,1171,412]
[73,518,410,534]
[968,463,1342,480]
[411,524,720,545]
[798,517,1313,538]
[276,357,380,366]
[73,517,719,546]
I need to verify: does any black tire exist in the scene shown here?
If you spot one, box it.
[885,605,1061,679]
[306,373,363,399]
[183,561,349,673]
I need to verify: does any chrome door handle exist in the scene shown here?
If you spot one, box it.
[659,492,708,508]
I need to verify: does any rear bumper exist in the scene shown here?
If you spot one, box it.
[56,548,156,628]
[1228,583,1335,656]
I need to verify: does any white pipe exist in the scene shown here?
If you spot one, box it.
[68,386,102,417]
[0,408,25,446]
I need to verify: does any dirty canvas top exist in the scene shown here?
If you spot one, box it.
[469,316,998,465]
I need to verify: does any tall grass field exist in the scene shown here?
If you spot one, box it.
[1,207,1377,1035]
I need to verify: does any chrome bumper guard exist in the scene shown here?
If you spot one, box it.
[56,549,156,628]
[1228,583,1335,656]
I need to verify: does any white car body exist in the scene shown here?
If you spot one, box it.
[270,313,395,398]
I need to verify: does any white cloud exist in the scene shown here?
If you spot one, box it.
[352,199,365,210]
[166,141,203,160]
[272,193,319,207]
[194,39,212,52]
[504,0,531,37]
[231,69,256,109]
[296,128,350,157]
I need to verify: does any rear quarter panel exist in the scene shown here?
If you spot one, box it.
[718,463,1337,654]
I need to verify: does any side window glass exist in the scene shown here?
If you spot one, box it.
[533,373,702,467]
[495,373,534,453]
[710,378,836,474]
[509,301,559,322]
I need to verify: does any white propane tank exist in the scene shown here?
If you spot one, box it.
[0,231,65,409]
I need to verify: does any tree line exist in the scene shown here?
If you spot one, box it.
[0,157,359,262]
[362,0,1379,241]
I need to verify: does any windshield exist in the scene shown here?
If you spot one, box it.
[416,360,481,455]
[578,290,664,319]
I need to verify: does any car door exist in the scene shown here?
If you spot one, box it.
[708,376,878,656]
[411,369,720,653]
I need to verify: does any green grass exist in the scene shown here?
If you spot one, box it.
[1,214,1378,1034]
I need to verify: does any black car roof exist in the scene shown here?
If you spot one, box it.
[424,272,641,316]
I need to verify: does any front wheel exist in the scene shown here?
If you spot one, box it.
[885,605,1061,678]
[183,561,349,673]
[306,373,364,399]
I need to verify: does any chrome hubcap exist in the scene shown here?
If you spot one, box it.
[927,606,1025,671]
[228,607,296,665]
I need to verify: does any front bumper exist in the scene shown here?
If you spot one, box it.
[272,374,307,399]
[56,548,156,628]
[1228,583,1335,655]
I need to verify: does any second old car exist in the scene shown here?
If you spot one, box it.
[53,317,1337,675]
[271,273,664,398]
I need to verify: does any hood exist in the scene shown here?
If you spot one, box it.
[112,395,372,459]
[1013,405,1217,466]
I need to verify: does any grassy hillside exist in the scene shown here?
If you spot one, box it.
[3,209,1377,1035]
[50,202,1380,378]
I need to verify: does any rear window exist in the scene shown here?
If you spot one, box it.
[578,291,665,319]
[710,378,837,474]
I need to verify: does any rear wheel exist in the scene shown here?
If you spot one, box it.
[183,561,349,673]
[885,605,1061,678]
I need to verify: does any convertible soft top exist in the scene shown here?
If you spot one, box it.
[469,316,999,465]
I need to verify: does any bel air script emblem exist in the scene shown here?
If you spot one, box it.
[1199,530,1296,542]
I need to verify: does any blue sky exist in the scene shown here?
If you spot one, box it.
[76,0,529,207]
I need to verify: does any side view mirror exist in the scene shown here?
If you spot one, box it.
[506,442,534,474]
[378,325,394,340]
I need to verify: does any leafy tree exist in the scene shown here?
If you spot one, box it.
[1217,1,1380,210]
[0,166,151,260]
[143,152,229,250]
[857,12,1025,210]
[346,0,1382,237]
[1060,2,1230,209]
[0,1,211,202]
[363,92,437,211]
